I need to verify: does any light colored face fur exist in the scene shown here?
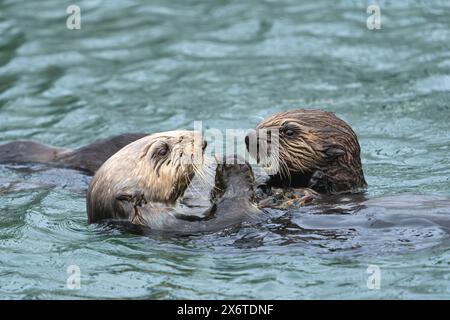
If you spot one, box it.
[92,130,206,204]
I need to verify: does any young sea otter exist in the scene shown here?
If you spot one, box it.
[245,109,367,207]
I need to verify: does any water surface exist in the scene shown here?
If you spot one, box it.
[0,0,450,299]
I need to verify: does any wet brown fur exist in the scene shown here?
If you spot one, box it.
[252,109,367,194]
[0,133,148,175]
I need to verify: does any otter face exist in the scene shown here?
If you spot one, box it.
[245,109,366,192]
[246,113,322,182]
[135,131,208,202]
[87,130,208,223]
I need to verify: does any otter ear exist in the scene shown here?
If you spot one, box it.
[324,145,346,160]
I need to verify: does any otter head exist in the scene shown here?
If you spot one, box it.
[87,130,207,223]
[245,109,367,193]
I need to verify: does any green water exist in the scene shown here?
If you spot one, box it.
[1,0,450,299]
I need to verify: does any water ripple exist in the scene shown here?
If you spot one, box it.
[1,0,450,299]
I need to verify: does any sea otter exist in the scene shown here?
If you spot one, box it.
[87,130,262,233]
[0,131,262,233]
[245,109,367,207]
[0,108,366,212]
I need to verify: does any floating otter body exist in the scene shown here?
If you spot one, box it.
[1,108,367,223]
[87,131,261,233]
[246,109,367,195]
[1,109,365,196]
[0,133,148,175]
[0,131,262,233]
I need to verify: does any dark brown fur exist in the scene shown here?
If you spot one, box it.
[247,109,367,194]
[0,133,148,175]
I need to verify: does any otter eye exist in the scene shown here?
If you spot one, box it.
[283,127,296,137]
[157,144,169,157]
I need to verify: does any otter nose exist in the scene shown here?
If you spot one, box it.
[202,140,207,151]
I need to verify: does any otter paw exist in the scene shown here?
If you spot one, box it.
[308,170,331,193]
[258,187,319,209]
[278,190,319,209]
[116,190,147,207]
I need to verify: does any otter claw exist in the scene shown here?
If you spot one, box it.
[258,187,319,209]
[279,193,315,209]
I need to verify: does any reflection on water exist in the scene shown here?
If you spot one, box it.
[0,0,450,299]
